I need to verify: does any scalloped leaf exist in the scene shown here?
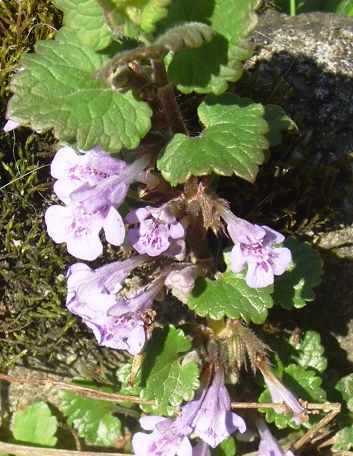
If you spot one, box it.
[139,325,199,415]
[59,390,121,446]
[188,272,273,324]
[260,364,326,429]
[161,0,261,94]
[7,31,152,152]
[273,238,323,310]
[54,0,114,51]
[97,0,172,36]
[264,104,296,146]
[157,93,268,185]
[333,426,353,451]
[290,330,327,373]
[337,374,353,412]
[98,22,213,82]
[11,402,58,446]
[155,22,213,52]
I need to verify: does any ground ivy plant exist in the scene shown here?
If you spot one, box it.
[2,0,350,454]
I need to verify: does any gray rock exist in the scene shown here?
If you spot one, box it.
[240,10,353,164]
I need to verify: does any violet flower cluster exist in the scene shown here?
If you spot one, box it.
[37,145,298,455]
[66,256,195,355]
[132,369,246,455]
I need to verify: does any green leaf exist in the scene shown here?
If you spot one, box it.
[54,0,114,50]
[290,331,327,373]
[59,391,121,446]
[273,238,323,310]
[212,437,237,455]
[333,426,353,450]
[337,374,353,412]
[163,0,261,94]
[188,271,273,324]
[7,31,152,152]
[97,0,173,35]
[264,104,296,147]
[139,325,199,415]
[155,22,213,53]
[260,364,326,429]
[335,0,353,15]
[140,0,172,33]
[11,402,58,446]
[157,93,268,185]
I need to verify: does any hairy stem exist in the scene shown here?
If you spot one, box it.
[151,59,188,135]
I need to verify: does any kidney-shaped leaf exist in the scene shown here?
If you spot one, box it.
[7,31,152,152]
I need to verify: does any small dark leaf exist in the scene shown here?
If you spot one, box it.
[273,238,323,310]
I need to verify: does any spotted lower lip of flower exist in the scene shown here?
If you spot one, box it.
[127,204,185,258]
[132,416,193,456]
[257,359,306,425]
[255,417,294,456]
[45,203,125,260]
[86,313,147,355]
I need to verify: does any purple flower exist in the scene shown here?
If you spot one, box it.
[255,418,294,456]
[218,206,291,288]
[66,255,148,317]
[46,152,150,260]
[258,361,305,425]
[187,369,246,447]
[165,265,197,303]
[70,155,150,212]
[66,261,164,355]
[3,119,20,132]
[132,416,193,456]
[192,441,210,456]
[50,145,126,204]
[132,369,246,455]
[127,205,185,258]
[45,204,125,260]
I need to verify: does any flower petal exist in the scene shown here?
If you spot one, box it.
[4,119,20,132]
[140,416,167,431]
[271,247,292,276]
[246,261,274,288]
[45,205,71,243]
[262,225,285,244]
[103,206,125,246]
[67,228,103,261]
[53,178,83,204]
[51,146,79,179]
[230,243,246,274]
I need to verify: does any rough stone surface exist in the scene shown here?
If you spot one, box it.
[241,10,353,165]
[237,10,353,375]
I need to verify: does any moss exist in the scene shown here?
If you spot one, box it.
[0,1,75,368]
